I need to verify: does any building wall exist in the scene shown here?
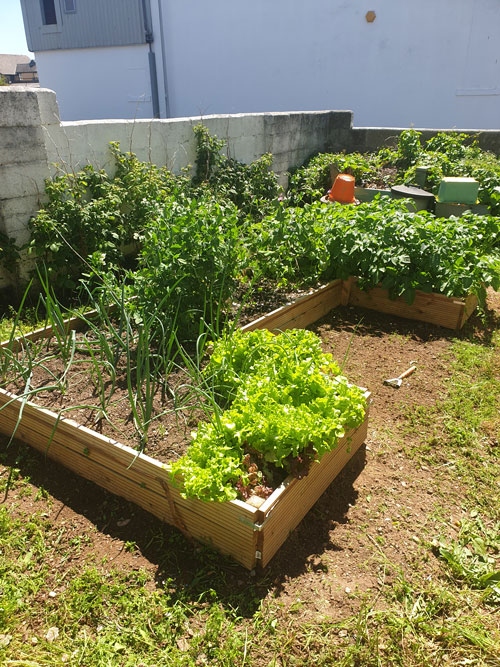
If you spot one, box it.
[36,45,154,120]
[22,0,500,127]
[21,0,147,52]
[155,0,500,129]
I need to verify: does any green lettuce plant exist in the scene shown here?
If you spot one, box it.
[171,329,367,502]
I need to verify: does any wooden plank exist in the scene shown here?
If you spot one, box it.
[0,389,257,522]
[0,297,136,352]
[347,281,473,329]
[0,430,258,570]
[0,408,257,547]
[459,293,479,329]
[0,389,260,569]
[241,280,342,333]
[258,407,370,567]
[240,278,476,333]
[0,310,104,353]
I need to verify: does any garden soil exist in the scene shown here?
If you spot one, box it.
[1,288,499,650]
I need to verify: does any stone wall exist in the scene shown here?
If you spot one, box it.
[0,87,60,287]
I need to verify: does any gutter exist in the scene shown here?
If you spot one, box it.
[155,0,170,117]
[140,0,160,118]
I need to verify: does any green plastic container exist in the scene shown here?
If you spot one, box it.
[437,177,479,205]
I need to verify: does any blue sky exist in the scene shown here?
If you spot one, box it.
[0,0,33,56]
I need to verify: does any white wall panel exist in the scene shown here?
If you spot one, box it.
[36,45,153,120]
[154,0,500,129]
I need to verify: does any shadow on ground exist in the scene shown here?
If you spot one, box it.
[0,437,366,618]
[311,295,500,348]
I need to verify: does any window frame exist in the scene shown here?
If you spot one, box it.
[63,0,76,14]
[40,0,62,34]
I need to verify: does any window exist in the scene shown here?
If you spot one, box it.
[64,0,76,13]
[40,0,57,25]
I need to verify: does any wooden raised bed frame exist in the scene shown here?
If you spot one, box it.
[0,277,476,569]
[342,278,478,330]
[242,278,477,333]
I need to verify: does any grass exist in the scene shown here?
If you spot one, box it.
[0,503,246,665]
[0,329,499,665]
[0,307,45,342]
[258,584,498,666]
[403,331,500,520]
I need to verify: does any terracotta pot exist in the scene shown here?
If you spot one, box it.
[329,174,355,204]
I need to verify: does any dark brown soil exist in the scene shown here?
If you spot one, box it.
[3,341,193,462]
[361,166,398,190]
[1,281,340,466]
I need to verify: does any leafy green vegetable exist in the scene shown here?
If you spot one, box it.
[171,329,367,502]
[133,193,242,335]
[27,144,190,290]
[246,198,500,306]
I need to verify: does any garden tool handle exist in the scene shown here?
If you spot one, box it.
[399,365,416,379]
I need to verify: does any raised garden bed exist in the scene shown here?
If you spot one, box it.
[0,385,369,570]
[243,278,477,332]
[0,283,369,570]
[343,278,478,330]
[0,275,477,568]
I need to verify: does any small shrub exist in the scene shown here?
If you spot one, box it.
[133,194,242,335]
[396,129,422,169]
[27,144,189,291]
[286,152,379,205]
[193,124,280,219]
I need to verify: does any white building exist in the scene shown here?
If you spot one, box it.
[21,0,500,129]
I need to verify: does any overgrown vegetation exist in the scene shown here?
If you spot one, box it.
[133,193,242,336]
[246,199,500,303]
[0,126,496,315]
[287,129,500,213]
[286,151,381,205]
[193,124,280,219]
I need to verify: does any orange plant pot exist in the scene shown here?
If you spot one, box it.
[329,174,355,204]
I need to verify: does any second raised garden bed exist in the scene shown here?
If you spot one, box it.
[242,278,477,333]
[342,278,478,330]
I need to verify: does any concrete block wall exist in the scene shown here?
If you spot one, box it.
[46,109,354,185]
[0,87,60,289]
[0,88,355,290]
[2,86,500,292]
[345,127,500,155]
